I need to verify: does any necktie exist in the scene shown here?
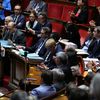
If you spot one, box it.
[14,15,18,24]
[35,40,45,55]
[44,51,51,62]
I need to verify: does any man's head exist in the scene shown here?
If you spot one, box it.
[41,27,50,38]
[5,16,13,26]
[14,5,22,15]
[93,26,100,39]
[7,22,16,32]
[45,39,56,53]
[38,12,47,24]
[41,70,53,85]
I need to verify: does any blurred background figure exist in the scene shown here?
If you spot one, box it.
[0,0,11,25]
[70,0,88,24]
[26,0,47,14]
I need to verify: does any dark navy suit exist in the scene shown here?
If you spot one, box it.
[3,29,25,45]
[11,14,26,29]
[25,38,48,57]
[44,43,63,69]
[88,38,100,58]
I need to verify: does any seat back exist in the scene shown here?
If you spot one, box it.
[61,5,75,22]
[95,0,100,6]
[88,0,95,6]
[47,3,63,20]
[52,22,64,35]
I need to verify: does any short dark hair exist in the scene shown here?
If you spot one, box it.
[41,70,53,85]
[66,48,78,66]
[68,88,89,100]
[42,27,51,34]
[38,12,47,19]
[10,90,27,100]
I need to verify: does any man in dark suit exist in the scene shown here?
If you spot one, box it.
[38,12,52,34]
[42,38,63,69]
[25,27,50,57]
[11,4,26,29]
[70,0,88,24]
[88,26,100,58]
[3,21,25,45]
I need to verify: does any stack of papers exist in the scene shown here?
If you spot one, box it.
[0,40,14,48]
[27,53,44,61]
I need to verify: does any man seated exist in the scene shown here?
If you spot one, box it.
[11,4,26,29]
[2,21,25,45]
[88,26,100,58]
[38,12,52,34]
[42,38,63,69]
[1,16,13,38]
[30,70,56,99]
[25,27,50,57]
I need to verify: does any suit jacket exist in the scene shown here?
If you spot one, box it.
[31,84,56,99]
[92,8,100,26]
[3,29,25,45]
[44,43,63,69]
[72,6,88,24]
[88,38,100,58]
[26,0,47,14]
[11,14,26,29]
[25,38,48,57]
[26,20,41,36]
[36,20,52,35]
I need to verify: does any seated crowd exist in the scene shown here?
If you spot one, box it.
[0,0,100,100]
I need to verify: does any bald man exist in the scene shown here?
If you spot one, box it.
[3,21,25,45]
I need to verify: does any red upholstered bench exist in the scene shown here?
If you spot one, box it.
[52,22,64,35]
[61,4,75,22]
[3,76,10,87]
[47,3,63,20]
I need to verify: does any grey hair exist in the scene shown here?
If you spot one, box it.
[5,16,13,22]
[90,73,100,100]
[56,51,68,65]
[51,68,65,82]
[95,26,100,32]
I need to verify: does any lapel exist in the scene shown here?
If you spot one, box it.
[32,20,38,29]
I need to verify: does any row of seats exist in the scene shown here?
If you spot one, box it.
[47,0,100,7]
[47,3,90,45]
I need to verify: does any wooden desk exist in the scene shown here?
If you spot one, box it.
[0,49,43,89]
